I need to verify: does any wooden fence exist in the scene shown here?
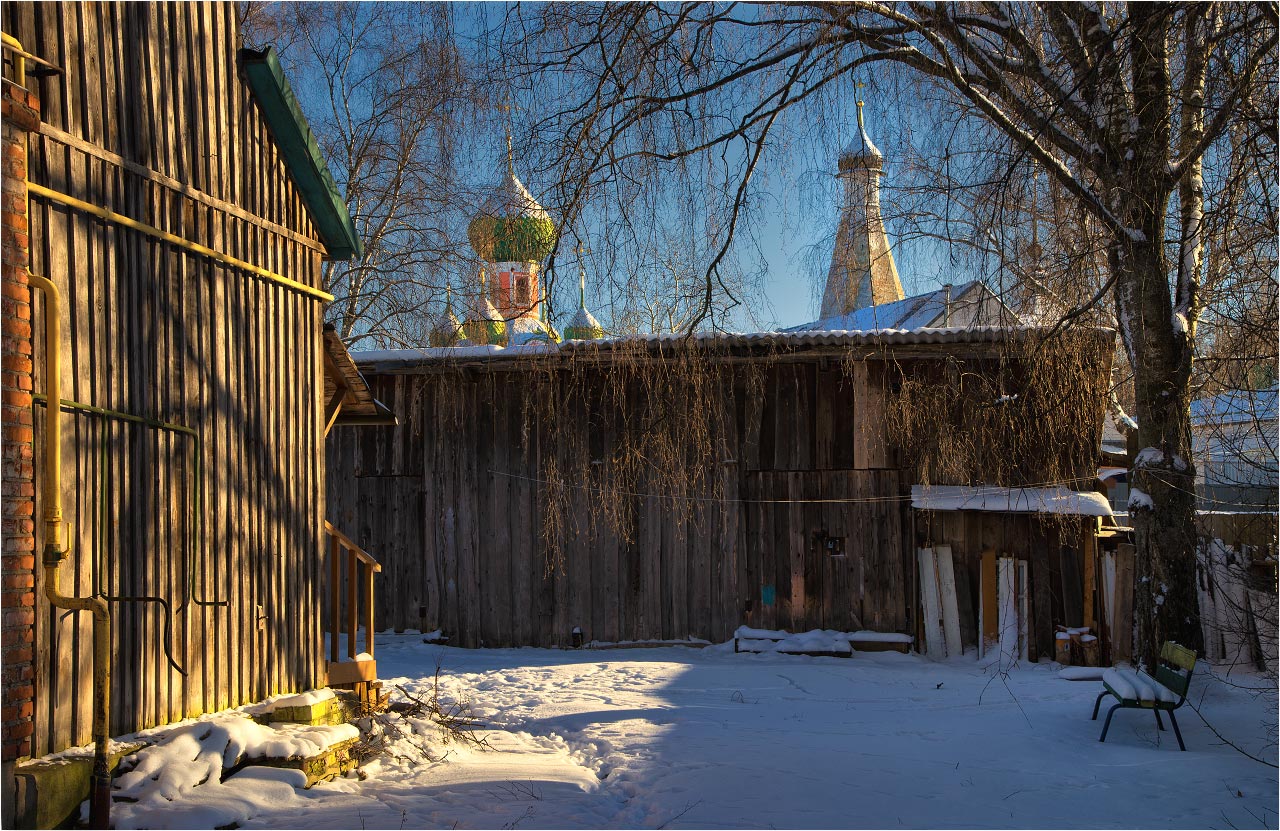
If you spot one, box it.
[5,1,329,755]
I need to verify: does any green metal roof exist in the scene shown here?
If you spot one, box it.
[238,47,363,261]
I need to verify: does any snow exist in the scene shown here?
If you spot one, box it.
[1172,311,1188,334]
[98,636,1278,829]
[1127,488,1154,510]
[1058,667,1104,681]
[267,688,334,711]
[911,484,1113,516]
[734,626,911,645]
[108,714,359,829]
[1102,669,1180,704]
[1134,446,1164,468]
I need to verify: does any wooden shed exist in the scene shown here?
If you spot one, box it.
[1,0,366,773]
[328,328,1115,650]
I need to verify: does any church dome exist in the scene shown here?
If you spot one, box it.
[563,264,605,341]
[506,316,560,346]
[461,271,508,346]
[564,305,605,341]
[429,292,465,347]
[467,169,558,264]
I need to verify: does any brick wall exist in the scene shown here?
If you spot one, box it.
[1,80,40,765]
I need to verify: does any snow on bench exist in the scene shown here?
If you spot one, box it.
[1101,668,1180,704]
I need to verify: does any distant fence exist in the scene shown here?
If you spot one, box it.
[1197,538,1277,674]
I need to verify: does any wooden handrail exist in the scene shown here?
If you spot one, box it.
[325,521,381,669]
[324,520,382,571]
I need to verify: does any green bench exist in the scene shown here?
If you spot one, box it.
[1091,641,1196,751]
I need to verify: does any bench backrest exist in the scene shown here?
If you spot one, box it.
[1156,641,1196,700]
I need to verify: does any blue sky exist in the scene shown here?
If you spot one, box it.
[276,4,962,335]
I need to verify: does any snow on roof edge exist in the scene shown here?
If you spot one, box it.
[910,484,1113,517]
[352,325,1115,369]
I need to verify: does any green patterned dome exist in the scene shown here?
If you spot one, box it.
[468,170,558,263]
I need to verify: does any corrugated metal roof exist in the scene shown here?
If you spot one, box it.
[352,325,1114,372]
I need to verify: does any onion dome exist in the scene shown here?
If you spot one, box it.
[563,267,605,341]
[506,316,558,346]
[462,270,508,346]
[838,101,883,173]
[429,287,466,347]
[467,168,558,264]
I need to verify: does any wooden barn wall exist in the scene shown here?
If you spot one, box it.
[5,2,329,755]
[327,360,916,648]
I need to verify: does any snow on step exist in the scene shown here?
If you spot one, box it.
[268,688,335,712]
[1102,668,1179,704]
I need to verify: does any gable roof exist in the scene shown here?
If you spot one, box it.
[238,47,363,261]
[794,280,1017,332]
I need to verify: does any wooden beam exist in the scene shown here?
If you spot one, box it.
[363,564,375,659]
[329,534,340,665]
[347,544,358,660]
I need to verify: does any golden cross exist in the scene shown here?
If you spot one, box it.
[855,80,866,129]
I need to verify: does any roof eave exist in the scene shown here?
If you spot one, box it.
[238,46,364,261]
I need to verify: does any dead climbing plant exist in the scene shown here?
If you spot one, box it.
[874,327,1112,490]
[410,326,1111,578]
[519,336,771,574]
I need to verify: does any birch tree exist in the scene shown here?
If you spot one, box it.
[510,2,1278,666]
[242,2,484,347]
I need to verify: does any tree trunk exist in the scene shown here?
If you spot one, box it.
[1116,229,1205,670]
[1115,1,1204,671]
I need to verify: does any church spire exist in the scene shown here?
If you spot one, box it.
[820,83,904,319]
[564,243,605,341]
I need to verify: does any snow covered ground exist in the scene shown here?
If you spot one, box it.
[112,634,1276,829]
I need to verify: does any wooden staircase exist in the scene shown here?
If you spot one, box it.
[325,521,388,709]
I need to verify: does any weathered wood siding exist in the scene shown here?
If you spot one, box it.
[5,1,329,755]
[327,360,917,647]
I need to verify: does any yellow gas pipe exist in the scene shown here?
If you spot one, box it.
[8,30,113,826]
[27,272,113,829]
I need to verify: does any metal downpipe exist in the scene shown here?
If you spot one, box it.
[28,271,113,829]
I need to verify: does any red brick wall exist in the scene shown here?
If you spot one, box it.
[1,81,40,764]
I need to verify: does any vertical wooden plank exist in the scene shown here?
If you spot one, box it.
[934,545,963,657]
[489,374,511,646]
[786,474,805,631]
[979,547,998,656]
[917,548,945,659]
[1060,543,1083,626]
[1113,542,1135,663]
[1082,517,1097,632]
[852,361,887,469]
[1030,536,1054,661]
[718,375,740,641]
[814,366,835,470]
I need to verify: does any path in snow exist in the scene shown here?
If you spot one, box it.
[128,635,1277,829]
